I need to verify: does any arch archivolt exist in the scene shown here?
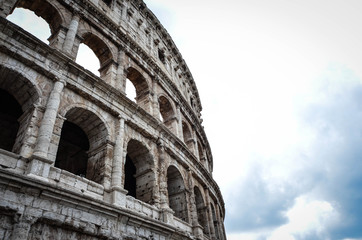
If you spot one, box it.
[0,62,45,157]
[76,26,117,64]
[15,0,65,34]
[58,98,114,142]
[0,58,45,106]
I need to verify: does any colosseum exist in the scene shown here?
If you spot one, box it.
[0,0,226,239]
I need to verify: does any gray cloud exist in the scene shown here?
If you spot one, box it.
[225,65,362,239]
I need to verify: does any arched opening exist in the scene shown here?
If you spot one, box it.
[125,139,155,204]
[158,96,178,134]
[78,33,113,78]
[158,96,174,122]
[0,89,23,152]
[55,108,108,184]
[211,203,220,239]
[166,166,189,222]
[126,67,151,111]
[55,121,89,177]
[124,154,136,198]
[126,79,137,102]
[0,66,39,155]
[7,8,50,44]
[194,186,209,235]
[182,121,194,150]
[7,0,62,46]
[76,44,100,76]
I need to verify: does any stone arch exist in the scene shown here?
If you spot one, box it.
[210,203,220,239]
[166,165,189,222]
[158,95,178,134]
[182,120,194,150]
[126,67,152,111]
[158,95,175,122]
[0,65,40,154]
[75,31,115,78]
[125,139,156,204]
[194,186,209,235]
[14,0,64,35]
[55,107,109,184]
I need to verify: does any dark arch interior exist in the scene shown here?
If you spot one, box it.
[124,154,136,198]
[125,139,155,204]
[55,120,89,177]
[194,187,209,235]
[0,89,23,152]
[167,166,189,222]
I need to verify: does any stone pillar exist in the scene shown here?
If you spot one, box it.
[0,0,17,18]
[204,187,216,239]
[62,13,80,56]
[193,131,200,159]
[157,141,174,224]
[111,116,128,207]
[188,169,203,238]
[27,78,66,179]
[176,105,183,140]
[116,49,126,93]
[152,76,160,120]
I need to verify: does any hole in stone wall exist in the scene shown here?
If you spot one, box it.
[55,121,90,177]
[124,154,137,198]
[76,44,100,76]
[0,89,22,152]
[7,8,51,44]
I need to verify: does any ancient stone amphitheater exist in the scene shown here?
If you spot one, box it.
[0,0,226,239]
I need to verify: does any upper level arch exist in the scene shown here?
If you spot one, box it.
[158,94,175,122]
[14,0,64,35]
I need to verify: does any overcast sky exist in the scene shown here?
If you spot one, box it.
[143,1,362,239]
[8,1,362,239]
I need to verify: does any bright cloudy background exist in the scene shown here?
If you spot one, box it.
[7,0,362,239]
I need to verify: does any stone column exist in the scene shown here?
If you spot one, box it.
[157,141,174,224]
[176,105,183,140]
[27,78,66,179]
[152,76,160,120]
[116,49,126,93]
[204,187,216,239]
[111,116,128,207]
[62,13,80,56]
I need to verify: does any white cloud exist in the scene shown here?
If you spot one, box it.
[268,196,339,240]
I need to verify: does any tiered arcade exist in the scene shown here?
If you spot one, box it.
[0,0,226,239]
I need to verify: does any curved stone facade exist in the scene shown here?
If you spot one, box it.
[0,0,226,239]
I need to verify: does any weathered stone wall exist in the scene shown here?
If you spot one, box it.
[0,0,226,239]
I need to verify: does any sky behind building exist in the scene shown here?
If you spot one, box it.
[7,1,362,239]
[143,1,362,239]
